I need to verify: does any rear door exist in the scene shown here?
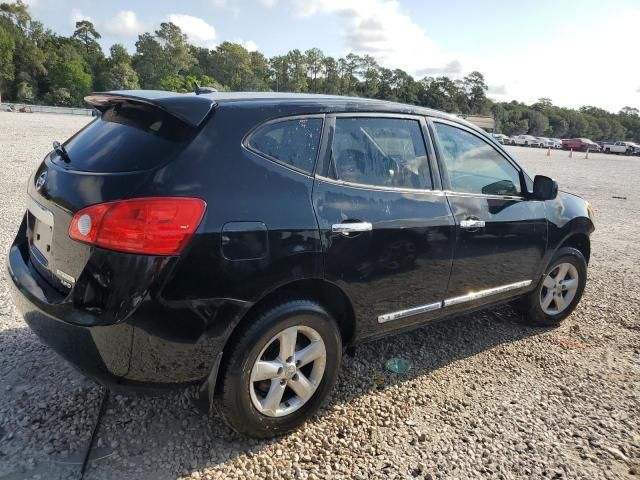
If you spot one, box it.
[430,119,547,311]
[312,114,455,340]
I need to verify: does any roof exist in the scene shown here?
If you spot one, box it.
[84,89,478,131]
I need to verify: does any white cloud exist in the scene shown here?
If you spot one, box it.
[289,0,449,76]
[104,10,145,37]
[167,14,217,48]
[234,38,259,52]
[260,0,278,7]
[211,0,227,6]
[70,8,91,26]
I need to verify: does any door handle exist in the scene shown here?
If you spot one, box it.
[460,218,485,229]
[331,222,373,235]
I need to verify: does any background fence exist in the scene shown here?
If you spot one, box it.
[0,103,94,116]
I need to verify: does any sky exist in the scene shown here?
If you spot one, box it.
[21,0,640,112]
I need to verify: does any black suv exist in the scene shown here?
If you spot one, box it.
[8,91,595,438]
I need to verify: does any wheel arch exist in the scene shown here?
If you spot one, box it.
[556,231,591,264]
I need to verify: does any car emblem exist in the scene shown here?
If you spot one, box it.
[35,172,47,191]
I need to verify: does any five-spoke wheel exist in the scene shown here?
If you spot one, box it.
[250,325,326,417]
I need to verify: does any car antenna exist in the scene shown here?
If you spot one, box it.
[193,82,218,95]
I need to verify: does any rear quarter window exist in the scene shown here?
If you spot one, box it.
[58,103,194,173]
[247,118,323,174]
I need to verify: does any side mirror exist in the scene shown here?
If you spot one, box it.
[532,175,558,200]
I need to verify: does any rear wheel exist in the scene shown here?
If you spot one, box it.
[215,300,342,438]
[517,247,587,326]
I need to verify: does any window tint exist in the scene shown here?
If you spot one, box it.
[332,117,431,189]
[249,118,323,173]
[60,103,194,172]
[434,123,521,196]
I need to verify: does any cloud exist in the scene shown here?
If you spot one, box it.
[288,0,448,76]
[260,0,278,7]
[70,8,91,26]
[211,0,227,6]
[416,60,463,78]
[167,14,217,48]
[487,84,507,95]
[104,10,145,37]
[234,38,259,52]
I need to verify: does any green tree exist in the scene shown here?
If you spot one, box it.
[72,20,101,55]
[47,43,91,104]
[0,24,15,100]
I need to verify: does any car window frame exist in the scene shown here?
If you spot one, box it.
[428,118,528,199]
[316,112,441,193]
[242,114,326,177]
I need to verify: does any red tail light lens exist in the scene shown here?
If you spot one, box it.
[69,197,206,255]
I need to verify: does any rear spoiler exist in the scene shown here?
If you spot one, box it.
[84,90,217,128]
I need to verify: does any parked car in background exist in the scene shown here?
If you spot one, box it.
[512,135,544,147]
[537,137,562,149]
[491,133,511,145]
[561,138,600,151]
[597,141,613,151]
[601,141,639,155]
[8,90,595,438]
[632,146,640,156]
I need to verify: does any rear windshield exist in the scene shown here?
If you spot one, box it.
[57,102,194,172]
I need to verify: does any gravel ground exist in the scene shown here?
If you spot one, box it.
[0,112,638,480]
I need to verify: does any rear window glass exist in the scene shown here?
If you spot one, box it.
[248,118,323,173]
[58,103,194,172]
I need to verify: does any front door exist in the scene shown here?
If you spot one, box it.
[430,120,547,310]
[312,115,455,340]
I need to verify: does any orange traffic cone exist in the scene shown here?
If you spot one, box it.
[546,147,551,157]
[585,150,589,159]
[569,148,573,158]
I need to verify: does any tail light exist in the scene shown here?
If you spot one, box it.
[69,197,206,255]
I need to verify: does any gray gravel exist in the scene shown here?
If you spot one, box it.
[0,112,638,480]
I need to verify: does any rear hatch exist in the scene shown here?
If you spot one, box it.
[22,94,214,297]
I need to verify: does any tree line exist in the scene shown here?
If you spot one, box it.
[1,1,639,141]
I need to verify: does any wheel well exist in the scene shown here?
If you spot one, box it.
[559,233,591,264]
[227,278,356,349]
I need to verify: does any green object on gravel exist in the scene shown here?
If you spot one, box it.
[384,357,411,374]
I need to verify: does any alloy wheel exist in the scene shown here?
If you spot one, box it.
[540,262,579,315]
[249,325,327,417]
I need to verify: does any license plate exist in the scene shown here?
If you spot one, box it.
[27,196,54,267]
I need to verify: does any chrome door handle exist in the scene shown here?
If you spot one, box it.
[331,222,373,235]
[460,219,485,229]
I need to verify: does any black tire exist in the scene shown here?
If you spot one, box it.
[215,300,342,438]
[517,247,587,327]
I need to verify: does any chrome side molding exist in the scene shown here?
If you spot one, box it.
[443,280,532,307]
[378,302,441,323]
[377,280,532,324]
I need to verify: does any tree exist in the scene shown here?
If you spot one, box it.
[46,43,91,105]
[462,71,488,114]
[528,110,549,136]
[72,20,101,55]
[304,47,324,93]
[0,24,15,100]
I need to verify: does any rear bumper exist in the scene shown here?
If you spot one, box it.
[8,243,134,388]
[8,237,250,393]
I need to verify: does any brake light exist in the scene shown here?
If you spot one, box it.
[69,197,206,255]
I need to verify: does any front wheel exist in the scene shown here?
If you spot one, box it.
[516,247,587,326]
[215,300,342,438]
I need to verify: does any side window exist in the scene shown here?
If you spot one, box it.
[434,123,522,196]
[248,118,323,173]
[331,117,432,190]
